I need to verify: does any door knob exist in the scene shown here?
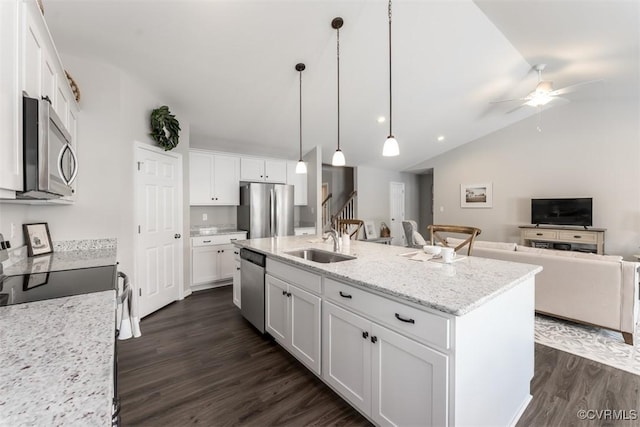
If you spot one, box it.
[174,234,181,239]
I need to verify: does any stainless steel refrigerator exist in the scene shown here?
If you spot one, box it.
[237,182,295,239]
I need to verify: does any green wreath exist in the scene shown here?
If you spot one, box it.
[150,106,181,151]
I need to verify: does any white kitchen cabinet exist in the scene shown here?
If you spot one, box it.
[191,233,246,289]
[265,274,321,375]
[286,161,308,206]
[323,300,448,426]
[0,0,22,195]
[240,157,287,183]
[189,151,240,205]
[232,248,241,308]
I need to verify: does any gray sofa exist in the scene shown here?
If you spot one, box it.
[448,238,639,345]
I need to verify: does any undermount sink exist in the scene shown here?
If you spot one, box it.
[285,248,356,264]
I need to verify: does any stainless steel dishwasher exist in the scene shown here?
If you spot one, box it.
[240,248,266,333]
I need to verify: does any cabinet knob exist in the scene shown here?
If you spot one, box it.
[371,336,378,344]
[236,267,240,271]
[174,234,181,239]
[282,290,287,296]
[362,331,369,339]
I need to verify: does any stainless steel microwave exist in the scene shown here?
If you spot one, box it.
[19,96,78,199]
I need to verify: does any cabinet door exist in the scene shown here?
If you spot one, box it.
[212,154,240,205]
[191,246,219,285]
[0,0,22,192]
[232,259,241,309]
[371,323,448,427]
[42,50,57,109]
[265,274,288,343]
[217,244,235,280]
[322,301,372,415]
[289,284,321,375]
[264,159,287,183]
[22,4,42,99]
[189,152,214,205]
[240,157,264,181]
[55,84,69,126]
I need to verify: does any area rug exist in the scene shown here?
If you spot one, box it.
[535,314,640,376]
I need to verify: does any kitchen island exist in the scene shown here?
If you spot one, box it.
[236,236,542,426]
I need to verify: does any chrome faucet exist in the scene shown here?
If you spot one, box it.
[323,228,340,252]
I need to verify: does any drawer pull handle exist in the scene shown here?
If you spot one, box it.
[236,267,240,271]
[203,240,211,243]
[536,233,543,236]
[573,235,581,239]
[362,331,369,339]
[395,313,415,324]
[230,238,238,241]
[339,291,352,299]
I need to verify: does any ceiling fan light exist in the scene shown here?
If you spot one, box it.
[295,160,307,174]
[332,149,346,166]
[525,93,553,107]
[382,136,399,157]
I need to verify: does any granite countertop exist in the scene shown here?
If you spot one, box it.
[190,228,248,238]
[3,248,117,277]
[0,291,116,425]
[236,236,542,316]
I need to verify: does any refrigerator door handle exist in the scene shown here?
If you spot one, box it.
[270,188,276,237]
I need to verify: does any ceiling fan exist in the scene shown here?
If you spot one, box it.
[491,64,600,111]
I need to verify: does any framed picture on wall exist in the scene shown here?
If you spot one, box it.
[23,222,53,256]
[461,183,493,208]
[364,220,378,239]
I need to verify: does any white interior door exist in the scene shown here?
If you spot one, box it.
[135,143,183,318]
[389,182,405,245]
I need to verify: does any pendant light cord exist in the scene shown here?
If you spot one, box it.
[337,26,341,151]
[299,69,303,161]
[388,0,393,137]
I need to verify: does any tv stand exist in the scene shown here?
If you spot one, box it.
[519,225,606,255]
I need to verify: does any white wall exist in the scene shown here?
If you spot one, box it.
[0,55,192,293]
[421,98,639,258]
[356,166,420,244]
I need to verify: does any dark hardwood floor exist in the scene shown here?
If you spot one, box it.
[119,286,640,427]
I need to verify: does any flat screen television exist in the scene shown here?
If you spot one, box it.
[531,198,593,227]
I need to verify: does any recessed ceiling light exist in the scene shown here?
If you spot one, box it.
[437,135,445,142]
[377,116,386,123]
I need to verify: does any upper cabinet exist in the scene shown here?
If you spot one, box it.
[286,161,308,206]
[190,151,240,206]
[0,0,22,195]
[240,157,287,183]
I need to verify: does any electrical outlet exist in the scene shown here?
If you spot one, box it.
[202,213,208,221]
[439,206,444,213]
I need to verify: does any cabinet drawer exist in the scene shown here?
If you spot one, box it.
[192,233,246,247]
[557,230,597,243]
[266,259,321,295]
[324,278,450,350]
[523,229,557,240]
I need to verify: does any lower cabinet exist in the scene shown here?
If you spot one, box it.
[192,243,234,286]
[265,274,321,375]
[323,301,449,427]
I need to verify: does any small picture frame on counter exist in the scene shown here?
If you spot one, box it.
[23,222,53,257]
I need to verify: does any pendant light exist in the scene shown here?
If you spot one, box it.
[382,0,399,157]
[331,17,346,167]
[295,63,307,174]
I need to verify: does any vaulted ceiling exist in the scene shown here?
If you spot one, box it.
[44,0,639,172]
